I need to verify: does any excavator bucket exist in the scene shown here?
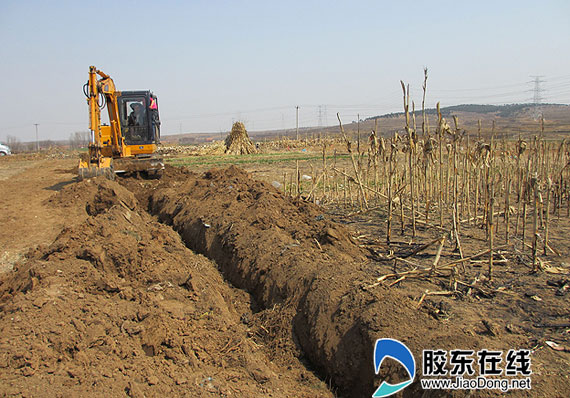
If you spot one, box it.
[78,156,115,180]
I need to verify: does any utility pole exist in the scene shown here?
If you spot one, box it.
[34,123,39,151]
[295,105,299,141]
[357,113,360,155]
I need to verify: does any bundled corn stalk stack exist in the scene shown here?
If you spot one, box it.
[225,122,257,155]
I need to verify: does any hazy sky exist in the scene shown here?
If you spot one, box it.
[1,0,569,142]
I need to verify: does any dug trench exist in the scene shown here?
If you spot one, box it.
[0,165,560,397]
[0,176,333,397]
[136,166,546,397]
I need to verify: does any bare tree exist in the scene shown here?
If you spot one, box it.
[6,135,23,153]
[39,140,55,150]
[69,131,90,149]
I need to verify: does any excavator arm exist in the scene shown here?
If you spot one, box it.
[86,66,124,156]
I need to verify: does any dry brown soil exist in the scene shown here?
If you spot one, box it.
[0,154,569,397]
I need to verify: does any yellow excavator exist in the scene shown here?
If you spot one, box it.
[78,66,164,179]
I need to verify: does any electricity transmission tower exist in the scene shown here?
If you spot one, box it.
[529,75,545,119]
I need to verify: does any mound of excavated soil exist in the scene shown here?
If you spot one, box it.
[0,178,332,397]
[47,177,137,217]
[148,166,553,397]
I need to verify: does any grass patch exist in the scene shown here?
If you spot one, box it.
[166,152,349,167]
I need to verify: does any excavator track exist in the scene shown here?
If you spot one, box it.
[113,156,164,177]
[78,156,164,180]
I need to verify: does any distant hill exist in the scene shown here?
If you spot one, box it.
[370,103,548,119]
[163,103,570,144]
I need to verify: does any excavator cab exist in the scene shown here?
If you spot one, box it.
[118,91,160,147]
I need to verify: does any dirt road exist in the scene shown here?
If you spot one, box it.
[0,157,81,273]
